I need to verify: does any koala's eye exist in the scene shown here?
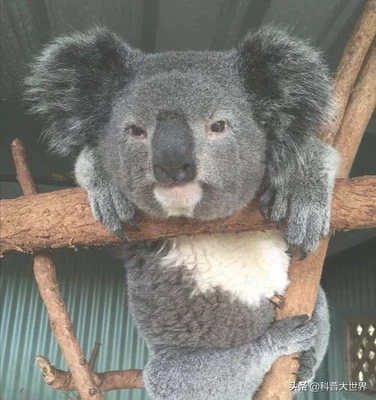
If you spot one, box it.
[130,125,147,137]
[210,121,226,133]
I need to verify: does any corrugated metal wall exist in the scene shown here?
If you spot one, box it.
[0,249,151,400]
[321,243,376,400]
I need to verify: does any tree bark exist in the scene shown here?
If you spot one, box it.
[1,176,375,255]
[36,356,143,391]
[255,1,376,398]
[325,0,376,144]
[11,139,103,400]
[334,42,376,178]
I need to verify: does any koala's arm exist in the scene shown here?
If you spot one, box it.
[143,315,317,400]
[25,29,137,235]
[261,137,338,255]
[75,148,136,236]
[238,27,339,255]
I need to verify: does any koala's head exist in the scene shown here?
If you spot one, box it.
[101,53,267,220]
[26,27,331,220]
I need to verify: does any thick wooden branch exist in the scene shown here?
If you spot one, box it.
[0,176,375,255]
[334,42,376,177]
[11,139,103,400]
[254,237,331,400]
[36,356,143,391]
[325,0,376,144]
[255,1,376,398]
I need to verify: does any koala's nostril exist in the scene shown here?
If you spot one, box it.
[153,162,196,184]
[153,165,165,175]
[174,165,192,182]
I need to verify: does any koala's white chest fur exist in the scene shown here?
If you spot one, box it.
[161,230,290,307]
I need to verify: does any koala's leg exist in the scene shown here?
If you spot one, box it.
[75,147,136,238]
[295,286,330,382]
[260,137,339,256]
[143,315,317,400]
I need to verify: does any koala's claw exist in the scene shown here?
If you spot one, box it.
[114,228,129,242]
[285,245,295,256]
[276,220,284,230]
[260,203,272,220]
[127,217,140,231]
[259,187,275,219]
[285,246,308,261]
[296,249,308,261]
[295,347,317,383]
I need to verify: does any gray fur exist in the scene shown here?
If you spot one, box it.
[143,315,318,400]
[25,26,338,252]
[25,26,335,399]
[261,137,338,254]
[120,240,329,398]
[75,147,136,234]
[122,240,275,348]
[296,286,330,382]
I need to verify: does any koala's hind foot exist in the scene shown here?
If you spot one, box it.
[293,347,317,382]
[297,286,330,382]
[143,315,316,400]
[75,147,136,239]
[268,315,318,355]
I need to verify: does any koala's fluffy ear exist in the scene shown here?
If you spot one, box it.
[237,26,334,149]
[25,28,136,156]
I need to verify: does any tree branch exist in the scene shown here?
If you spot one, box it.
[0,176,375,255]
[36,356,143,391]
[334,41,376,177]
[325,0,376,144]
[11,139,103,400]
[255,1,376,398]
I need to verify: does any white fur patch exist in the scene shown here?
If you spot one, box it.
[154,182,202,217]
[161,231,290,306]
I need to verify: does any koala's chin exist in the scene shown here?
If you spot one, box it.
[153,182,203,218]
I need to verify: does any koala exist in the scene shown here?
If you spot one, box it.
[26,26,338,399]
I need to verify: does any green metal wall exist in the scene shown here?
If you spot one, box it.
[321,242,376,400]
[0,250,151,400]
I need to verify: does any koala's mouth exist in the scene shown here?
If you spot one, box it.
[153,182,202,218]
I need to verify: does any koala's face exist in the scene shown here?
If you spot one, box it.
[27,28,335,249]
[99,53,267,220]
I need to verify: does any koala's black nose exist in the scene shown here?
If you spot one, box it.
[152,117,197,184]
[153,162,196,184]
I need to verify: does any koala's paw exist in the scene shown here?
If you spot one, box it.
[268,315,317,355]
[88,185,136,240]
[260,186,330,258]
[294,347,317,383]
